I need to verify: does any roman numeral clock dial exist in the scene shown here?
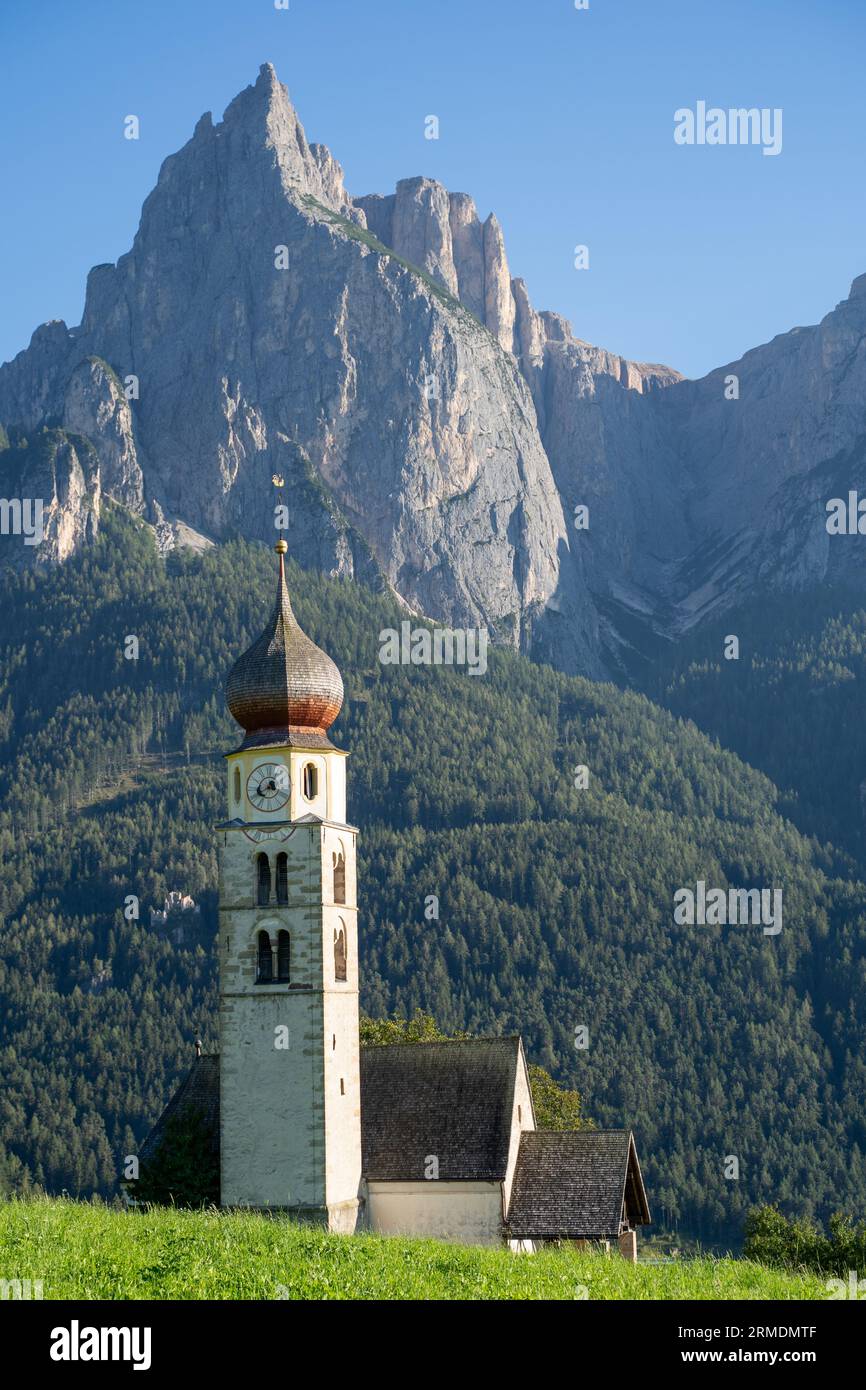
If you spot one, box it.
[246,762,290,812]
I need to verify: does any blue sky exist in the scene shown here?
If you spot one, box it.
[0,0,863,378]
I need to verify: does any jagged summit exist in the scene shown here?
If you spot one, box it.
[210,61,350,211]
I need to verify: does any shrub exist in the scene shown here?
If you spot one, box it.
[744,1205,866,1276]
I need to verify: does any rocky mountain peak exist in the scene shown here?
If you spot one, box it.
[2,63,865,681]
[166,61,351,214]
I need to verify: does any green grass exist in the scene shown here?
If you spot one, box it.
[0,1199,831,1300]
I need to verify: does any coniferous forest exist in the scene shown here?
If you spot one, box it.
[1,509,866,1246]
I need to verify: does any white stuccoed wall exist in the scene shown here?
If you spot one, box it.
[503,1040,536,1211]
[366,1182,505,1245]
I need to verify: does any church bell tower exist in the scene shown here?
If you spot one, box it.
[218,538,362,1231]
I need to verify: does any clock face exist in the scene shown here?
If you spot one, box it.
[246,762,290,813]
[242,826,293,843]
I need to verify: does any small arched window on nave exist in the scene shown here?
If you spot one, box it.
[257,853,271,906]
[276,852,288,905]
[334,923,347,983]
[256,930,273,984]
[276,930,290,982]
[333,848,346,905]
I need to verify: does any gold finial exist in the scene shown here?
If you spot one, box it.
[275,538,288,554]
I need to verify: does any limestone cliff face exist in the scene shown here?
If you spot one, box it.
[654,275,866,628]
[2,61,865,676]
[62,359,143,513]
[0,427,100,567]
[352,157,866,660]
[354,183,516,346]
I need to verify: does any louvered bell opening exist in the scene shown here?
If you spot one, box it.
[256,931,273,984]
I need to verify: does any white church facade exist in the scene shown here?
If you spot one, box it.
[139,540,650,1253]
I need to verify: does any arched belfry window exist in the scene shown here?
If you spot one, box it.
[276,853,288,905]
[333,848,346,905]
[233,766,241,805]
[334,923,347,982]
[277,930,290,982]
[256,930,273,984]
[257,853,271,906]
[303,763,318,800]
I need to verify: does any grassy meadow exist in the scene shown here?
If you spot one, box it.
[0,1199,831,1300]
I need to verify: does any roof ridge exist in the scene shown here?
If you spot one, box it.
[361,1034,521,1050]
[524,1126,630,1135]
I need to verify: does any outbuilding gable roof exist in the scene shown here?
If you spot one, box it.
[506,1129,651,1238]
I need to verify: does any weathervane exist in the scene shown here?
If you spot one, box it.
[272,473,288,545]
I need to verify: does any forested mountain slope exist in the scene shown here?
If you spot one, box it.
[649,590,866,871]
[0,513,864,1243]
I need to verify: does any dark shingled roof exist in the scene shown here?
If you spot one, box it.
[139,1054,220,1168]
[360,1038,523,1182]
[506,1130,651,1239]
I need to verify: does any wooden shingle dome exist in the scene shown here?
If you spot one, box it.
[226,540,344,750]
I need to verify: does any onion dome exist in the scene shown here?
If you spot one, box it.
[226,540,343,749]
